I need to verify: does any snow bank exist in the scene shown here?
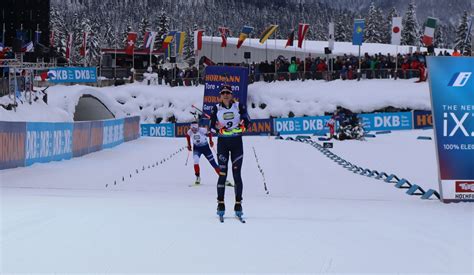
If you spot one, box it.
[1,79,431,123]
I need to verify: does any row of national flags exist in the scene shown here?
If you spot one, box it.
[8,30,41,53]
[123,30,187,57]
[203,18,442,50]
[8,16,446,63]
[216,23,311,49]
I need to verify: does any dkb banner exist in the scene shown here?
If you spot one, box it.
[427,57,474,202]
[359,112,413,131]
[274,116,331,135]
[48,67,97,83]
[141,123,175,137]
[0,117,139,170]
[25,122,73,166]
[201,66,249,118]
[102,119,124,149]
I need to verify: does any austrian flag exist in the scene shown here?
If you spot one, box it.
[297,23,309,48]
[194,30,204,53]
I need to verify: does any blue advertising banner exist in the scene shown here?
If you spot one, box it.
[413,110,433,129]
[201,66,249,118]
[352,19,365,46]
[48,67,97,83]
[274,116,331,135]
[427,57,474,202]
[102,119,124,149]
[0,121,26,170]
[245,119,274,136]
[360,112,413,131]
[25,122,73,166]
[141,123,175,137]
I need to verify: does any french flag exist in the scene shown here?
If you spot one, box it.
[22,41,34,52]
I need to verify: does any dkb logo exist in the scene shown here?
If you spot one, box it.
[448,72,471,87]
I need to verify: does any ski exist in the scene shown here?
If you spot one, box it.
[188,183,202,187]
[217,211,225,223]
[235,212,246,223]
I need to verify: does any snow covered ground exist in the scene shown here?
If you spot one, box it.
[1,131,472,273]
[0,79,430,123]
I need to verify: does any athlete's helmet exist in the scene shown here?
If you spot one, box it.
[190,123,199,133]
[220,84,233,94]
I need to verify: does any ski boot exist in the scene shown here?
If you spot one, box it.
[234,201,243,218]
[225,180,234,187]
[195,176,201,185]
[217,201,225,222]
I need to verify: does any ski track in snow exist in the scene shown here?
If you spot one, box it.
[1,133,473,273]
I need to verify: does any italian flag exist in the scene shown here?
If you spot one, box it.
[422,17,437,46]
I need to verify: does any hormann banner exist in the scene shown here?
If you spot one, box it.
[244,119,274,136]
[0,122,26,169]
[201,66,249,118]
[413,110,433,129]
[427,57,474,202]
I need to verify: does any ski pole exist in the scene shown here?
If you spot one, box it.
[185,151,190,166]
[252,146,269,195]
[191,104,211,119]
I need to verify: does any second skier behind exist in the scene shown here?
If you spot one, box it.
[186,123,221,185]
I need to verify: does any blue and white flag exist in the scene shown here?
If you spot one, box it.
[352,19,365,46]
[144,31,157,50]
[34,30,42,44]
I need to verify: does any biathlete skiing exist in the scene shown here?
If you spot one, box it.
[210,84,250,222]
[185,123,221,185]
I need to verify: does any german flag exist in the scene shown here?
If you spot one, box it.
[259,25,278,44]
[285,29,294,47]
